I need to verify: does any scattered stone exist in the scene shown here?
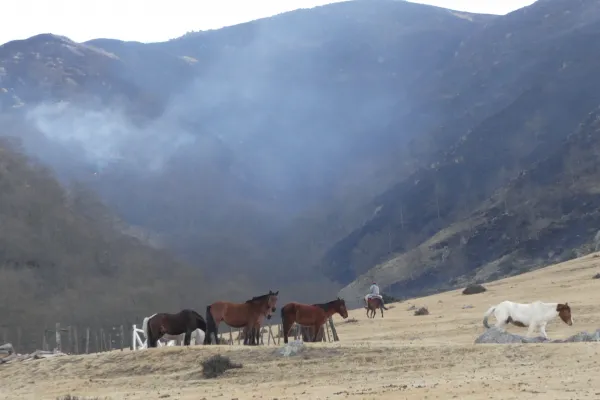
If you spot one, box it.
[414,307,429,316]
[554,330,600,343]
[475,326,600,344]
[201,355,242,379]
[462,284,487,295]
[277,340,306,357]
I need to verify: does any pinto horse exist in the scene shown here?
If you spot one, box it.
[483,300,573,339]
[143,309,207,348]
[281,297,349,343]
[365,296,385,318]
[204,290,279,345]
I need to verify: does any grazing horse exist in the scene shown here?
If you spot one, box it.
[281,297,349,343]
[204,290,279,345]
[482,300,573,339]
[365,296,385,318]
[143,309,207,348]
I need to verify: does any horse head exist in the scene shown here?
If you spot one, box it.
[335,297,349,319]
[247,290,279,320]
[267,290,279,316]
[557,302,573,326]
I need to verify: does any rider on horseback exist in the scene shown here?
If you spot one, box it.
[364,282,389,310]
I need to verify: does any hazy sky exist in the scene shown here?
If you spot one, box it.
[2,0,537,45]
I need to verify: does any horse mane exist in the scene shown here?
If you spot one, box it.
[245,293,271,303]
[313,299,339,311]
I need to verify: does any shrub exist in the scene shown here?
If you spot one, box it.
[201,355,242,379]
[414,307,429,316]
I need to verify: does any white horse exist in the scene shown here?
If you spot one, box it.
[482,300,573,339]
[142,314,205,347]
[162,329,205,346]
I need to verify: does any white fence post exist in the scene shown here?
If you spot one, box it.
[132,324,147,350]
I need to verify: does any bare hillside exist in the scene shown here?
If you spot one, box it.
[1,253,599,399]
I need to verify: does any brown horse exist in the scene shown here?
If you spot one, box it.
[204,290,279,345]
[143,309,207,348]
[281,297,348,343]
[366,297,385,318]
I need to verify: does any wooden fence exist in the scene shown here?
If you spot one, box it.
[1,316,339,355]
[1,324,129,355]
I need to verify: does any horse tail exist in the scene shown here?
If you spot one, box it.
[483,306,496,329]
[194,311,207,333]
[204,305,217,344]
[280,303,286,321]
[142,316,151,344]
[281,303,294,324]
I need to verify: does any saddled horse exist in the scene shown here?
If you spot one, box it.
[143,309,207,348]
[281,297,348,343]
[204,290,279,345]
[365,296,385,318]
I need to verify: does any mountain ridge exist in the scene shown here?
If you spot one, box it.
[2,0,598,323]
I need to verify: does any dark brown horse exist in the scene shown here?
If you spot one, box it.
[240,307,268,345]
[366,297,385,318]
[281,297,348,343]
[204,290,279,345]
[143,309,207,348]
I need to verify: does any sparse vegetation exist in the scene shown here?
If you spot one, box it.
[593,273,600,280]
[0,137,218,351]
[345,318,359,324]
[201,355,242,379]
[462,284,487,295]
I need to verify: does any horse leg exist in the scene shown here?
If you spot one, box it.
[283,321,293,344]
[312,324,321,342]
[183,330,192,346]
[243,327,250,346]
[527,322,537,338]
[539,322,549,340]
[147,326,157,348]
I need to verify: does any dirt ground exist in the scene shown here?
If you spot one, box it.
[2,253,600,400]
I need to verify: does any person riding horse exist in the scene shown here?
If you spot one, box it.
[364,282,388,310]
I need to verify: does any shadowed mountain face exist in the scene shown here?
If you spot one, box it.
[1,0,598,314]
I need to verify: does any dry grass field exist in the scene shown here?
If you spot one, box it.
[2,254,600,400]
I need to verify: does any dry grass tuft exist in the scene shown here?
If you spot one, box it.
[414,306,430,316]
[201,354,242,379]
[593,273,600,279]
[345,318,359,324]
